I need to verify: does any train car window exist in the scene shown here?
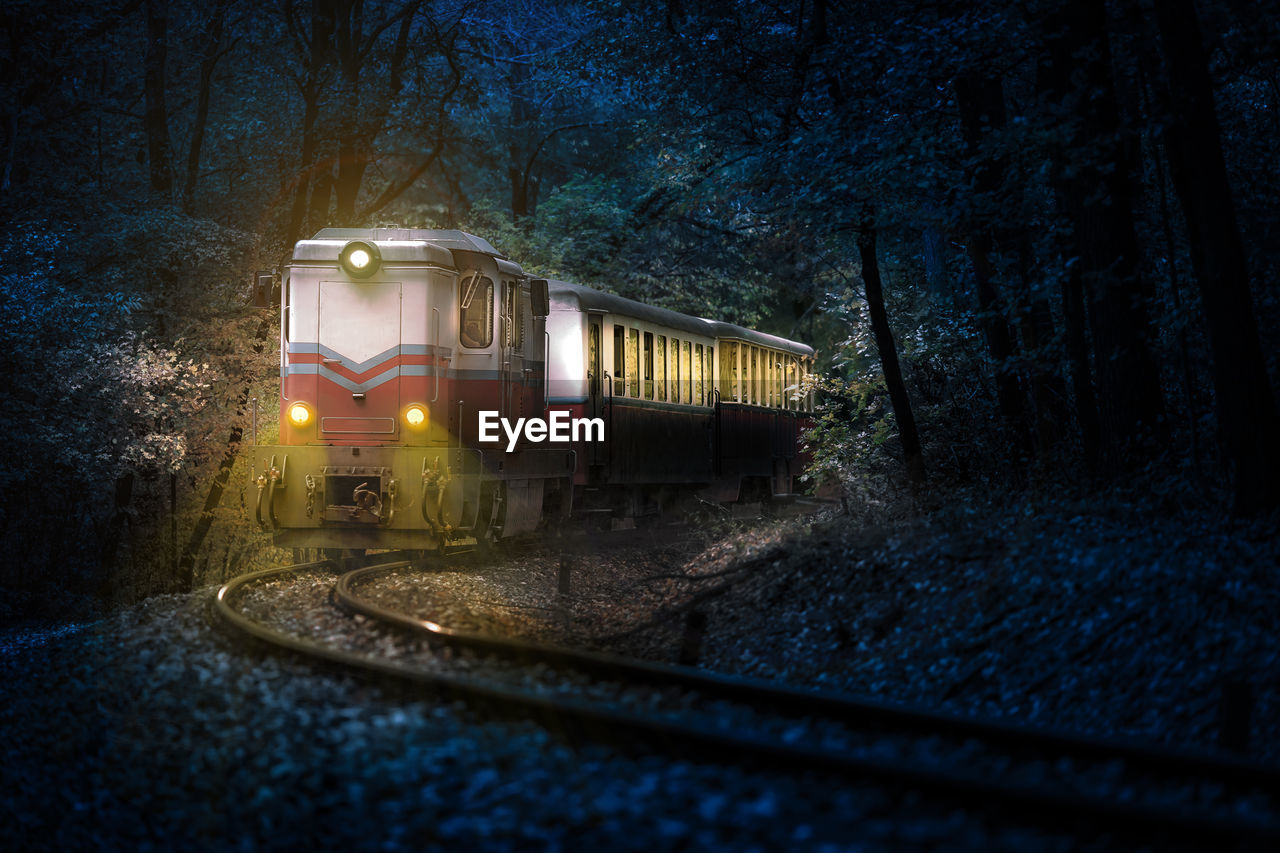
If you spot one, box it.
[732,343,742,402]
[764,348,772,407]
[655,335,667,402]
[775,355,783,408]
[681,340,692,405]
[613,325,625,396]
[627,328,639,397]
[704,348,713,404]
[589,323,601,398]
[786,357,798,410]
[805,358,815,411]
[643,332,654,399]
[760,348,767,406]
[693,344,703,404]
[765,351,773,408]
[718,342,735,402]
[670,339,681,403]
[749,347,758,405]
[758,347,766,406]
[752,343,762,404]
[459,273,494,348]
[763,349,771,407]
[762,348,770,407]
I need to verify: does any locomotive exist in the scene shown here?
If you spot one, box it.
[251,228,815,552]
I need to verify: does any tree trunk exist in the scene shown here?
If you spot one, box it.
[858,211,925,484]
[1012,247,1071,458]
[1152,0,1280,513]
[143,0,174,196]
[287,0,337,245]
[954,73,1033,456]
[1061,264,1103,477]
[182,0,229,214]
[1037,0,1166,469]
[178,318,272,588]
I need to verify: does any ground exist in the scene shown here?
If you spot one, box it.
[1,487,1276,849]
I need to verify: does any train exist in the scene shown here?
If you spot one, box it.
[251,228,815,553]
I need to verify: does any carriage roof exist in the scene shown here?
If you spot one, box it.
[549,280,814,358]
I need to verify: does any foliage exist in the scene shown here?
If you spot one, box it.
[3,0,1279,614]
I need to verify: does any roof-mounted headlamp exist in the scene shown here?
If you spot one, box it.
[340,241,381,279]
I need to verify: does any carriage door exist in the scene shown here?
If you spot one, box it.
[317,280,402,438]
[587,314,605,468]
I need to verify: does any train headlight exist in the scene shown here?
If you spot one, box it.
[288,402,313,427]
[404,404,428,429]
[340,241,381,279]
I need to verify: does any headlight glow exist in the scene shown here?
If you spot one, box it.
[288,403,312,427]
[404,404,428,429]
[340,241,381,278]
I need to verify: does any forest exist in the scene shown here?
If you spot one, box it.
[1,0,1277,616]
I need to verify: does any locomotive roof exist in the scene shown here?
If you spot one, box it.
[298,229,524,276]
[309,228,506,258]
[549,280,814,358]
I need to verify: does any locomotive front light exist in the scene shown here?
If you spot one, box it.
[288,402,313,427]
[340,240,381,279]
[404,404,428,429]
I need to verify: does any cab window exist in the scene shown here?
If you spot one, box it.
[459,273,494,348]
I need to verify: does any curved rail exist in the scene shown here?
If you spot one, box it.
[211,561,1280,845]
[334,561,1280,845]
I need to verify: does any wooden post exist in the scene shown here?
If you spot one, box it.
[558,555,572,596]
[1218,677,1253,754]
[679,611,707,666]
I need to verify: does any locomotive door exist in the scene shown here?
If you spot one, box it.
[317,280,402,437]
[500,279,522,419]
[587,315,605,468]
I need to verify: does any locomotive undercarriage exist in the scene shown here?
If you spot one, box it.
[251,444,574,551]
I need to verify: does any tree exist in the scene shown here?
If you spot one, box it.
[144,0,175,196]
[858,211,926,484]
[1152,0,1280,513]
[1035,0,1167,468]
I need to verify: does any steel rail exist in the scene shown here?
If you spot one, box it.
[337,562,1280,791]
[335,561,1280,845]
[214,562,1280,846]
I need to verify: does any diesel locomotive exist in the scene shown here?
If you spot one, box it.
[251,228,815,552]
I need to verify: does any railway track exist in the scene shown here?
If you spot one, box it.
[214,557,1280,848]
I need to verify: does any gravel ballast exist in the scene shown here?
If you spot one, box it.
[2,494,1277,850]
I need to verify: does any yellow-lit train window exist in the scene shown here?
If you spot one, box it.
[681,340,692,405]
[786,357,798,410]
[694,344,704,404]
[671,339,681,403]
[719,342,735,402]
[589,322,601,398]
[771,352,779,408]
[627,328,639,398]
[705,348,713,404]
[656,336,667,402]
[643,332,654,400]
[761,347,768,406]
[777,353,784,408]
[613,325,625,396]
